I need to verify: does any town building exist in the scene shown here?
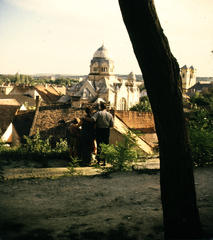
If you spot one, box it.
[1,99,157,154]
[180,65,197,93]
[9,84,61,101]
[185,81,213,97]
[0,82,15,95]
[67,45,140,110]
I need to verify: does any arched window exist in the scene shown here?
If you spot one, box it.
[119,98,126,110]
[93,67,98,72]
[101,67,107,72]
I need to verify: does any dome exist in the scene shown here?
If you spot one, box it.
[93,45,112,59]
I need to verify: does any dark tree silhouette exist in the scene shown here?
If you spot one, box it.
[118,0,203,239]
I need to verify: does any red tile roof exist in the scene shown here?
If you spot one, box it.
[35,86,60,101]
[0,99,20,106]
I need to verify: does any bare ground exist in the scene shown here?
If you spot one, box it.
[0,157,213,240]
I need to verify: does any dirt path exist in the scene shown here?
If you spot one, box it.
[0,159,213,240]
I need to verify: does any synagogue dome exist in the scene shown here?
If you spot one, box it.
[93,45,112,59]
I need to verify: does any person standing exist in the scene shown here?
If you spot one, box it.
[69,118,80,158]
[78,107,96,166]
[83,102,114,166]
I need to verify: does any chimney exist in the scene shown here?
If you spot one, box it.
[36,96,40,110]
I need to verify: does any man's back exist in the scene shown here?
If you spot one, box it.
[92,110,114,128]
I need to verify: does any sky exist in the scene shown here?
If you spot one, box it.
[0,0,213,77]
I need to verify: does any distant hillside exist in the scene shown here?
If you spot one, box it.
[32,73,144,81]
[197,77,213,82]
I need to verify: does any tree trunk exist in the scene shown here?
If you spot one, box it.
[118,0,203,239]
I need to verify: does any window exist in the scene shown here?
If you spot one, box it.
[83,88,90,99]
[93,67,98,72]
[119,98,126,110]
[182,73,185,78]
[101,67,107,72]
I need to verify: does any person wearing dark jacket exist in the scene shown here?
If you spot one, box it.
[69,118,80,158]
[78,107,96,165]
[83,102,114,166]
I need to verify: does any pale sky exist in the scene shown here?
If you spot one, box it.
[0,0,213,77]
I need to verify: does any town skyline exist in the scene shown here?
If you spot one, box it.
[1,0,213,77]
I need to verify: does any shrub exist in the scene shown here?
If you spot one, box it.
[0,130,69,163]
[189,92,209,106]
[130,96,152,112]
[187,108,213,166]
[53,138,69,158]
[66,157,82,176]
[98,130,143,172]
[22,129,52,160]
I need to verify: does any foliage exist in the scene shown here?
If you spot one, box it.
[138,84,146,92]
[201,86,213,108]
[189,86,213,109]
[187,108,213,166]
[189,92,209,106]
[98,130,143,172]
[66,157,82,176]
[53,138,69,158]
[130,96,152,112]
[0,73,78,87]
[0,130,69,166]
[22,130,52,160]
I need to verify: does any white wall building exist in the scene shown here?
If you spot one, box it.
[67,45,140,110]
[180,65,197,93]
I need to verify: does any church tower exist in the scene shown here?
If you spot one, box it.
[126,71,136,86]
[180,65,197,93]
[88,45,115,81]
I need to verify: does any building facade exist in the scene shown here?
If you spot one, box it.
[67,45,140,110]
[180,65,197,93]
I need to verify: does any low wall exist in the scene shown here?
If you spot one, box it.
[115,110,155,133]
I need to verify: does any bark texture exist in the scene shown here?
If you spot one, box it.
[118,0,203,239]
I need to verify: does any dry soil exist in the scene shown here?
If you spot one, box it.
[0,158,213,240]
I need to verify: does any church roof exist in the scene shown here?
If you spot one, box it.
[181,64,189,69]
[94,77,114,93]
[93,45,112,59]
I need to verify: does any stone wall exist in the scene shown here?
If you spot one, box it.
[115,110,155,132]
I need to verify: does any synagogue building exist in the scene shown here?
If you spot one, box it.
[67,45,140,110]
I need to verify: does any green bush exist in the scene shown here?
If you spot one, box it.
[187,108,213,166]
[189,92,210,106]
[52,138,69,158]
[66,157,82,176]
[130,96,152,112]
[22,129,52,160]
[0,130,69,162]
[99,130,143,172]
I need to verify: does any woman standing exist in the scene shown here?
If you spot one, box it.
[78,107,96,166]
[69,118,80,158]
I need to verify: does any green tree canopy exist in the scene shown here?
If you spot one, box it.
[130,96,152,111]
